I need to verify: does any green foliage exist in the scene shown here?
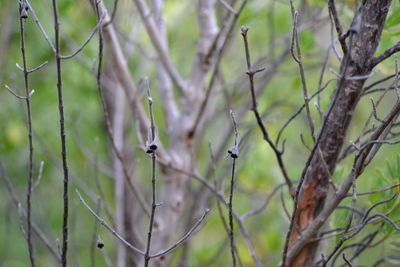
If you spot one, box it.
[1,0,400,266]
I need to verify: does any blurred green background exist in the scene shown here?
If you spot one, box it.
[1,0,400,266]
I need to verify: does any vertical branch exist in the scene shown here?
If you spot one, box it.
[144,81,158,267]
[132,0,187,95]
[328,0,348,55]
[282,2,393,266]
[240,26,294,195]
[94,0,151,217]
[189,0,219,88]
[153,0,179,130]
[113,88,126,267]
[51,0,70,266]
[228,110,239,267]
[90,199,101,267]
[290,5,315,141]
[18,1,35,266]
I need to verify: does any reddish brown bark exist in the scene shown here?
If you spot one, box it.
[287,1,392,266]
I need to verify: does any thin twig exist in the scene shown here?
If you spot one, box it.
[32,161,44,193]
[94,0,151,217]
[370,41,400,67]
[342,254,353,267]
[90,199,101,267]
[228,110,239,267]
[188,0,247,139]
[218,0,237,14]
[290,8,315,141]
[61,13,105,60]
[25,0,56,52]
[76,190,145,255]
[51,0,70,265]
[16,61,48,73]
[18,1,35,265]
[150,209,211,258]
[156,157,262,267]
[104,0,119,26]
[5,84,34,99]
[144,80,158,267]
[276,79,335,144]
[0,161,61,262]
[328,0,347,55]
[240,25,294,195]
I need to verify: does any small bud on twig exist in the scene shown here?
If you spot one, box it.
[228,146,239,159]
[146,141,158,154]
[20,3,29,19]
[240,25,249,36]
[97,237,104,249]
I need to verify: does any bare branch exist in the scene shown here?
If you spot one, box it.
[94,0,151,217]
[189,0,219,88]
[132,0,187,94]
[153,0,179,131]
[25,0,56,52]
[144,81,158,267]
[290,8,315,141]
[328,0,348,55]
[286,98,400,264]
[240,26,294,196]
[61,13,106,60]
[371,41,400,67]
[188,0,248,139]
[342,254,353,267]
[16,61,48,74]
[218,0,237,14]
[17,6,37,264]
[0,161,61,263]
[76,190,145,255]
[4,84,34,99]
[95,2,166,160]
[228,110,239,267]
[51,1,70,265]
[150,209,211,258]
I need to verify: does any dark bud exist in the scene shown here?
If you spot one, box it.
[240,25,249,36]
[97,238,104,249]
[20,4,29,19]
[146,141,157,154]
[228,146,239,159]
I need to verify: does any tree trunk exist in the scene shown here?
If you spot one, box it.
[287,1,392,266]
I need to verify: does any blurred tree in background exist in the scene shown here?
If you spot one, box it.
[1,0,400,266]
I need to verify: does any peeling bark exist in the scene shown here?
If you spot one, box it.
[287,1,392,266]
